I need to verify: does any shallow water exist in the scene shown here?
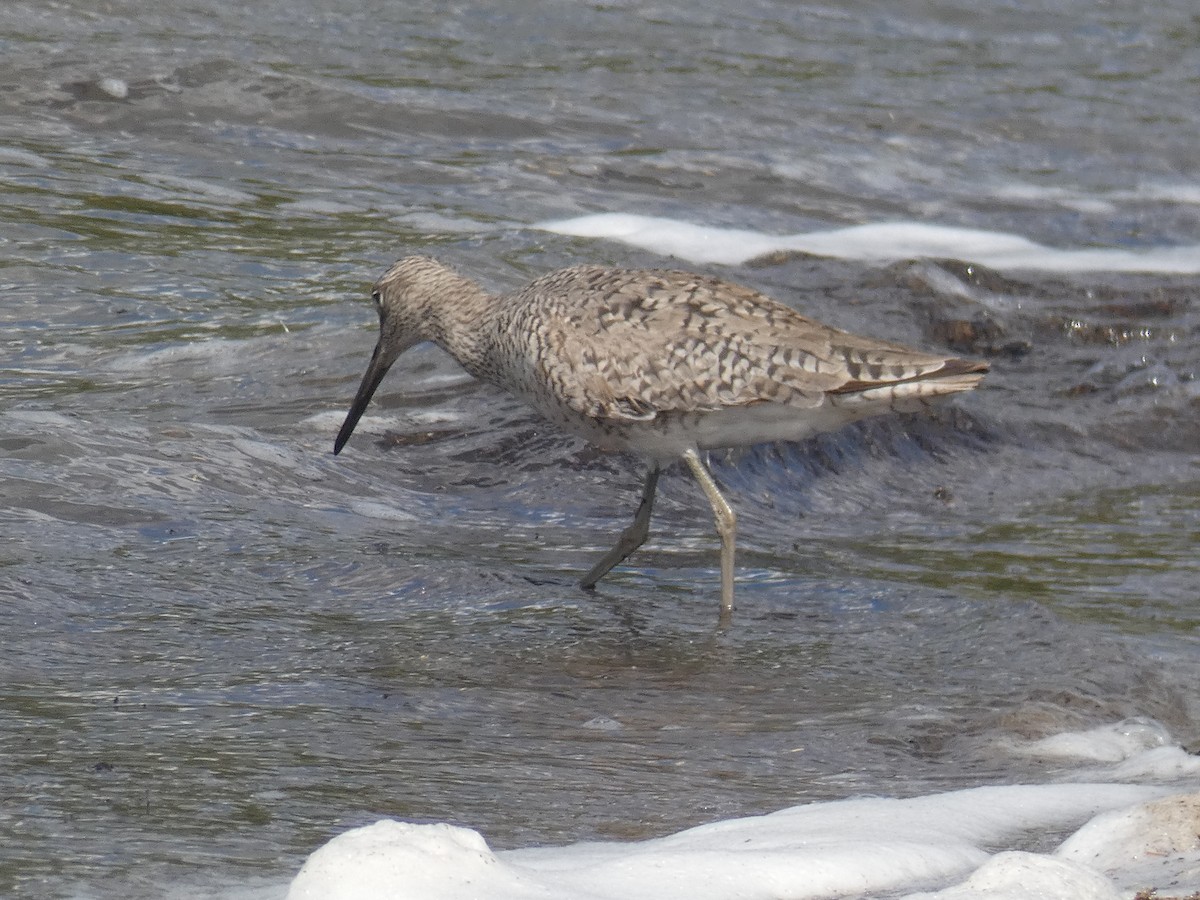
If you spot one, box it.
[1,1,1198,896]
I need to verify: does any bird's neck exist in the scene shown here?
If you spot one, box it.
[422,273,497,378]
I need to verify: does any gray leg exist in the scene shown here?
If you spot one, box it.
[682,448,736,620]
[580,467,661,590]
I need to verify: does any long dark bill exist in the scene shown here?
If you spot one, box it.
[333,341,392,455]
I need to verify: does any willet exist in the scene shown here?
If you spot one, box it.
[334,256,988,621]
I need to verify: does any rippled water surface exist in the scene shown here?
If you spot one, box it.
[1,1,1198,896]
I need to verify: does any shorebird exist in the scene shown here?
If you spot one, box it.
[333,256,987,620]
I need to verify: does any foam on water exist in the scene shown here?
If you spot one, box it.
[1013,718,1170,763]
[536,214,1200,273]
[285,723,1200,900]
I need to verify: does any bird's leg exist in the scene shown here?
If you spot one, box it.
[682,448,736,621]
[580,467,661,590]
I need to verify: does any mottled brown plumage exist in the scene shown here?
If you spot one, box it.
[334,256,988,620]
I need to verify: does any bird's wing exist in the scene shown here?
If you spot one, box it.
[524,267,977,423]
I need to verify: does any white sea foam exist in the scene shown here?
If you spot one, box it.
[535,213,1200,274]
[1011,718,1171,763]
[285,727,1200,900]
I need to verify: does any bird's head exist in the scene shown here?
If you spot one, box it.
[332,256,459,454]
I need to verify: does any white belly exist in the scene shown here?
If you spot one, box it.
[546,400,873,463]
